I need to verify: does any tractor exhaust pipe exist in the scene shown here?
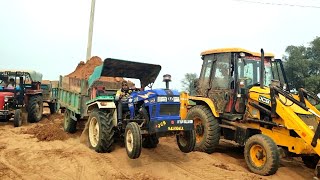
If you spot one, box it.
[260,48,264,89]
[163,74,171,89]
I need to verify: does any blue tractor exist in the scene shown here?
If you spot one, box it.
[85,58,195,159]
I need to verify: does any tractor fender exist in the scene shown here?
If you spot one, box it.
[87,101,118,126]
[188,96,219,118]
[87,101,116,110]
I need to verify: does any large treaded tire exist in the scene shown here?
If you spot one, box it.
[63,109,77,133]
[176,130,196,153]
[125,122,142,159]
[244,134,280,176]
[13,109,22,127]
[187,105,220,153]
[302,155,320,169]
[142,134,159,148]
[88,110,115,153]
[27,95,43,123]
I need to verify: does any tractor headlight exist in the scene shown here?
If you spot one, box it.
[157,97,167,102]
[173,97,180,102]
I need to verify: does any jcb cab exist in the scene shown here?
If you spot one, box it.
[181,48,320,176]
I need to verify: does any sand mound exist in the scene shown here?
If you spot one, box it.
[23,123,68,141]
[66,56,133,85]
[67,56,103,79]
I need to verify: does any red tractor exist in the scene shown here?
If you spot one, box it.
[0,70,43,127]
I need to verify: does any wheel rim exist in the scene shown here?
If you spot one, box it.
[89,117,99,147]
[194,117,204,143]
[126,129,134,152]
[250,144,267,168]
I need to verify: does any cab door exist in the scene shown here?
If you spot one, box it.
[207,53,232,113]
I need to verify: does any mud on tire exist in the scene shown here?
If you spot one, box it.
[63,109,77,133]
[27,95,43,123]
[88,110,115,153]
[244,134,280,176]
[187,105,220,153]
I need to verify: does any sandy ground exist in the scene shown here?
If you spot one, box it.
[0,109,316,180]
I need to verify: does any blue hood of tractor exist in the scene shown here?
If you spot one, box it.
[131,89,179,98]
[129,88,180,103]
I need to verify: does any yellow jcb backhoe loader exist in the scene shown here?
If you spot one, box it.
[180,48,320,176]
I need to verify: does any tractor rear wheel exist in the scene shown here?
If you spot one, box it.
[302,155,320,169]
[176,130,196,153]
[13,109,22,127]
[125,122,142,159]
[63,109,77,133]
[244,134,280,176]
[142,134,159,148]
[27,95,43,123]
[88,110,115,153]
[186,105,220,153]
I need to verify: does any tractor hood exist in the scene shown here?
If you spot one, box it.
[131,89,180,99]
[88,58,161,88]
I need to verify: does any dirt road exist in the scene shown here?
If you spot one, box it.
[0,111,315,180]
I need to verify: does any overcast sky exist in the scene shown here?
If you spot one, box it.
[0,0,319,90]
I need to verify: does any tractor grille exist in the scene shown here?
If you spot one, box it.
[159,104,180,116]
[298,114,318,132]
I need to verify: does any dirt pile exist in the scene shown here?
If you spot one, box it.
[67,56,102,79]
[65,56,136,87]
[66,56,126,83]
[22,123,68,141]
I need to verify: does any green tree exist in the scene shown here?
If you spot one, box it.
[181,73,197,95]
[283,37,320,94]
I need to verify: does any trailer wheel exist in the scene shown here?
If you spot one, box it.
[244,134,280,176]
[88,110,114,153]
[63,109,77,133]
[186,105,220,153]
[125,122,142,159]
[27,95,43,123]
[49,103,57,114]
[13,109,22,127]
[302,155,320,169]
[142,134,159,148]
[177,130,196,153]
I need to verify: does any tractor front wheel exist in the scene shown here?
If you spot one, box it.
[176,130,196,153]
[244,134,280,176]
[88,110,115,153]
[27,95,43,123]
[125,122,142,159]
[13,109,22,127]
[186,105,220,153]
